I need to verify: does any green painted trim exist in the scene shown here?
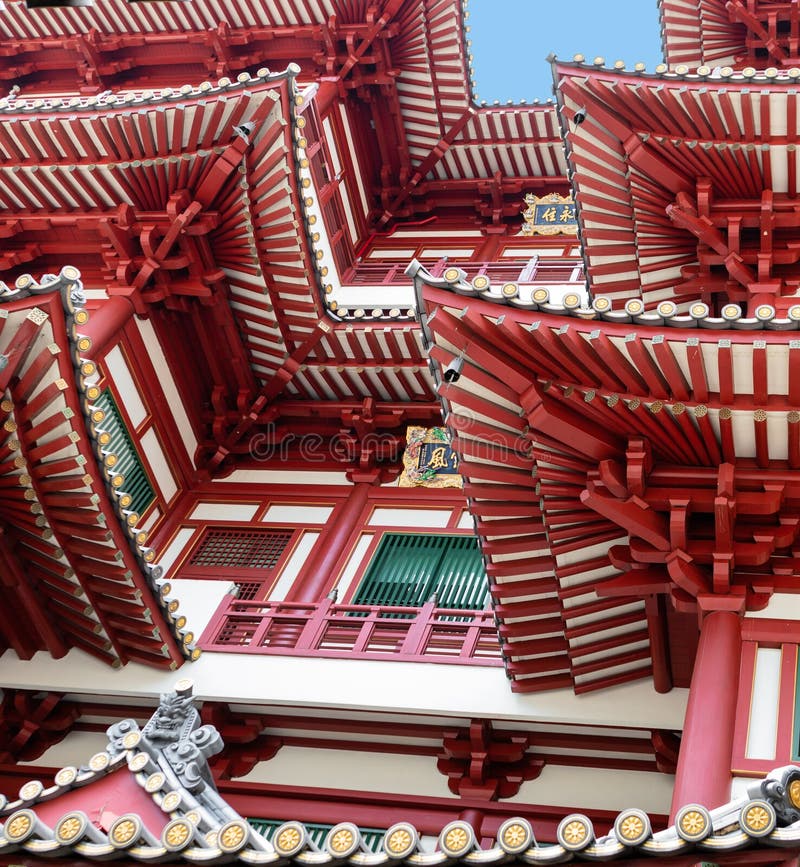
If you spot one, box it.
[96,389,155,515]
[352,532,488,613]
[247,819,385,852]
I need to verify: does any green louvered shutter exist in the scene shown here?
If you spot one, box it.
[95,389,155,515]
[352,533,488,611]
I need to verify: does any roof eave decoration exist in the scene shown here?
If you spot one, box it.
[0,67,346,400]
[658,0,799,71]
[410,261,800,692]
[0,267,195,668]
[5,681,800,863]
[405,259,800,331]
[552,60,800,313]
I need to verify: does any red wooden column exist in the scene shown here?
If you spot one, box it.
[83,296,136,358]
[669,610,741,819]
[285,472,376,603]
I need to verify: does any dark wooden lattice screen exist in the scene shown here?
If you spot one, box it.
[189,529,294,569]
[182,528,295,599]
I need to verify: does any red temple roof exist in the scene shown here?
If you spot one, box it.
[3,681,800,863]
[412,261,800,693]
[660,0,800,70]
[0,269,192,668]
[554,61,800,313]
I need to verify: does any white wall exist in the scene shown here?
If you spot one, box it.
[169,578,234,638]
[0,650,688,731]
[241,747,454,799]
[510,764,674,815]
[18,731,109,770]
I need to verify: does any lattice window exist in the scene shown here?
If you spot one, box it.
[94,389,155,515]
[189,529,293,570]
[247,819,385,853]
[234,581,264,601]
[352,534,488,611]
[182,528,295,601]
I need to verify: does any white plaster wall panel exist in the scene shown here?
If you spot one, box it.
[169,578,234,638]
[418,248,475,257]
[140,428,178,503]
[268,532,321,600]
[262,505,334,524]
[766,344,789,395]
[366,248,416,259]
[19,731,108,769]
[322,118,342,175]
[333,285,413,307]
[457,511,474,530]
[141,507,161,532]
[334,533,374,599]
[731,777,757,800]
[239,747,455,799]
[103,346,147,428]
[0,651,689,730]
[747,593,800,620]
[368,508,452,528]
[510,765,674,814]
[220,470,349,485]
[502,248,565,257]
[190,503,260,522]
[135,317,198,466]
[156,527,196,574]
[745,647,782,761]
[337,103,369,216]
[391,230,483,238]
[338,184,360,245]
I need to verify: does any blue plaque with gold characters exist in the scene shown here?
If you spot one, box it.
[398,426,463,488]
[521,192,577,236]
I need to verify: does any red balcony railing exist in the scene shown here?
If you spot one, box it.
[343,257,584,286]
[200,597,502,665]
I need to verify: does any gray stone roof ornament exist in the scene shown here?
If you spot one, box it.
[107,678,223,796]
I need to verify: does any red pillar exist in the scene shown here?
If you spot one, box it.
[669,610,741,818]
[285,478,372,603]
[83,296,136,358]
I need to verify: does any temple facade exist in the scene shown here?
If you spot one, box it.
[2,1,800,865]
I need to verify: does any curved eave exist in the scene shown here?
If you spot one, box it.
[0,0,337,39]
[412,261,800,692]
[0,272,192,668]
[553,62,800,307]
[0,71,335,392]
[658,0,744,69]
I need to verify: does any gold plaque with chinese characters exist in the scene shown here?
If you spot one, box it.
[521,192,577,236]
[398,426,462,488]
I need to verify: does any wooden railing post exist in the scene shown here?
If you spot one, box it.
[352,607,381,653]
[245,602,277,650]
[296,597,333,649]
[400,600,437,656]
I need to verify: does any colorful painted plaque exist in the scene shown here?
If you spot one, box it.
[521,192,577,236]
[398,426,462,488]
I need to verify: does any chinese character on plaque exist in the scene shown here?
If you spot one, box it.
[398,426,463,488]
[520,192,578,236]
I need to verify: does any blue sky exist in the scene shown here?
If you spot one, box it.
[468,0,664,102]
